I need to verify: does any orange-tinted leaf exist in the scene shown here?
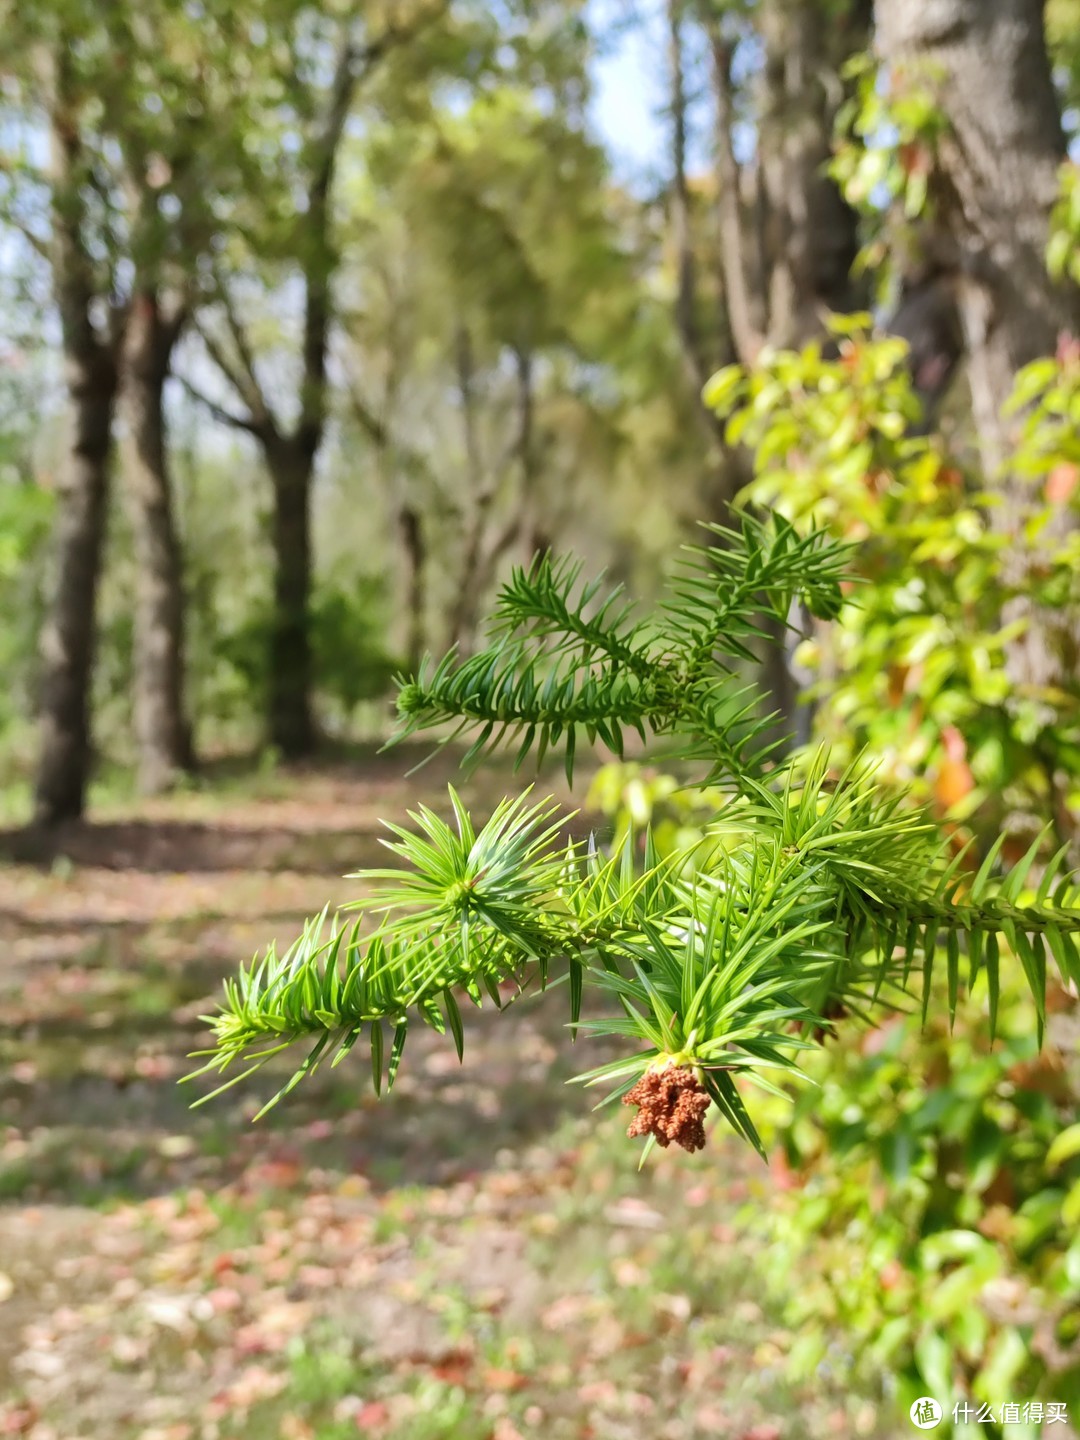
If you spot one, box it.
[483,1367,527,1392]
[1046,462,1080,504]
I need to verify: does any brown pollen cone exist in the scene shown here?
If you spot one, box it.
[622,1065,711,1153]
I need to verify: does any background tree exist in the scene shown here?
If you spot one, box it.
[186,0,465,760]
[1,12,128,825]
[2,1,282,810]
[99,1,260,794]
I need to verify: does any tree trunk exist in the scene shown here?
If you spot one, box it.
[666,0,711,392]
[266,438,315,759]
[395,502,426,675]
[513,350,549,564]
[448,343,541,654]
[34,47,122,826]
[34,347,117,825]
[876,0,1078,463]
[757,0,869,347]
[712,0,869,748]
[447,326,490,654]
[120,291,194,793]
[875,0,1080,697]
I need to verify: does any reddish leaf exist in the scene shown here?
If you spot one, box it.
[878,1259,904,1291]
[1046,463,1079,504]
[482,1367,527,1392]
[355,1400,391,1432]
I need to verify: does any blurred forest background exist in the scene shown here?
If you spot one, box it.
[3,1,1080,1438]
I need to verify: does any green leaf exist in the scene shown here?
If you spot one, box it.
[370,1017,384,1096]
[914,1329,952,1401]
[921,922,939,1027]
[970,831,1007,903]
[946,928,960,1024]
[387,1022,408,1091]
[442,988,465,1062]
[1047,1123,1080,1170]
[967,927,983,988]
[702,365,744,413]
[986,931,1000,1040]
[569,956,583,1030]
[704,1070,767,1160]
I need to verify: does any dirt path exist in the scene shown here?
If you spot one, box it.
[0,752,894,1440]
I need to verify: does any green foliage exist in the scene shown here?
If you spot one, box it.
[692,319,1080,1428]
[706,323,1080,848]
[208,576,398,737]
[1049,1,1080,120]
[747,971,1080,1435]
[312,577,401,718]
[0,476,52,777]
[832,56,947,216]
[1047,163,1080,289]
[585,761,729,863]
[829,56,949,295]
[587,765,1080,1425]
[392,515,849,786]
[190,485,1080,1157]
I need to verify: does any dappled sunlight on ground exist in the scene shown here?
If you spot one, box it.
[0,755,892,1440]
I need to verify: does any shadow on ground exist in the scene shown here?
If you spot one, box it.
[0,754,896,1440]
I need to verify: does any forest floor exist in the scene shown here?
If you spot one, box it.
[0,746,898,1440]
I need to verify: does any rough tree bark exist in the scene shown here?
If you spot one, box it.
[704,0,869,361]
[875,0,1080,701]
[264,433,317,758]
[701,0,870,746]
[36,340,118,825]
[875,0,1080,467]
[760,0,869,345]
[34,50,124,826]
[120,291,194,793]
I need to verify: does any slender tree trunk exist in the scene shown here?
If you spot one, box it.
[514,350,551,563]
[708,28,765,367]
[34,47,123,826]
[395,502,426,674]
[346,389,428,674]
[705,0,868,748]
[666,0,710,392]
[120,291,194,793]
[757,0,868,346]
[266,438,316,759]
[448,327,490,653]
[666,0,734,499]
[35,347,117,824]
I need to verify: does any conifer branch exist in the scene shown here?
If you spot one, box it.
[187,513,1080,1156]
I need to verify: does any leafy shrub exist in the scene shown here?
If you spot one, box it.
[311,577,401,723]
[198,574,400,748]
[705,320,1080,851]
[748,972,1080,1435]
[0,477,53,782]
